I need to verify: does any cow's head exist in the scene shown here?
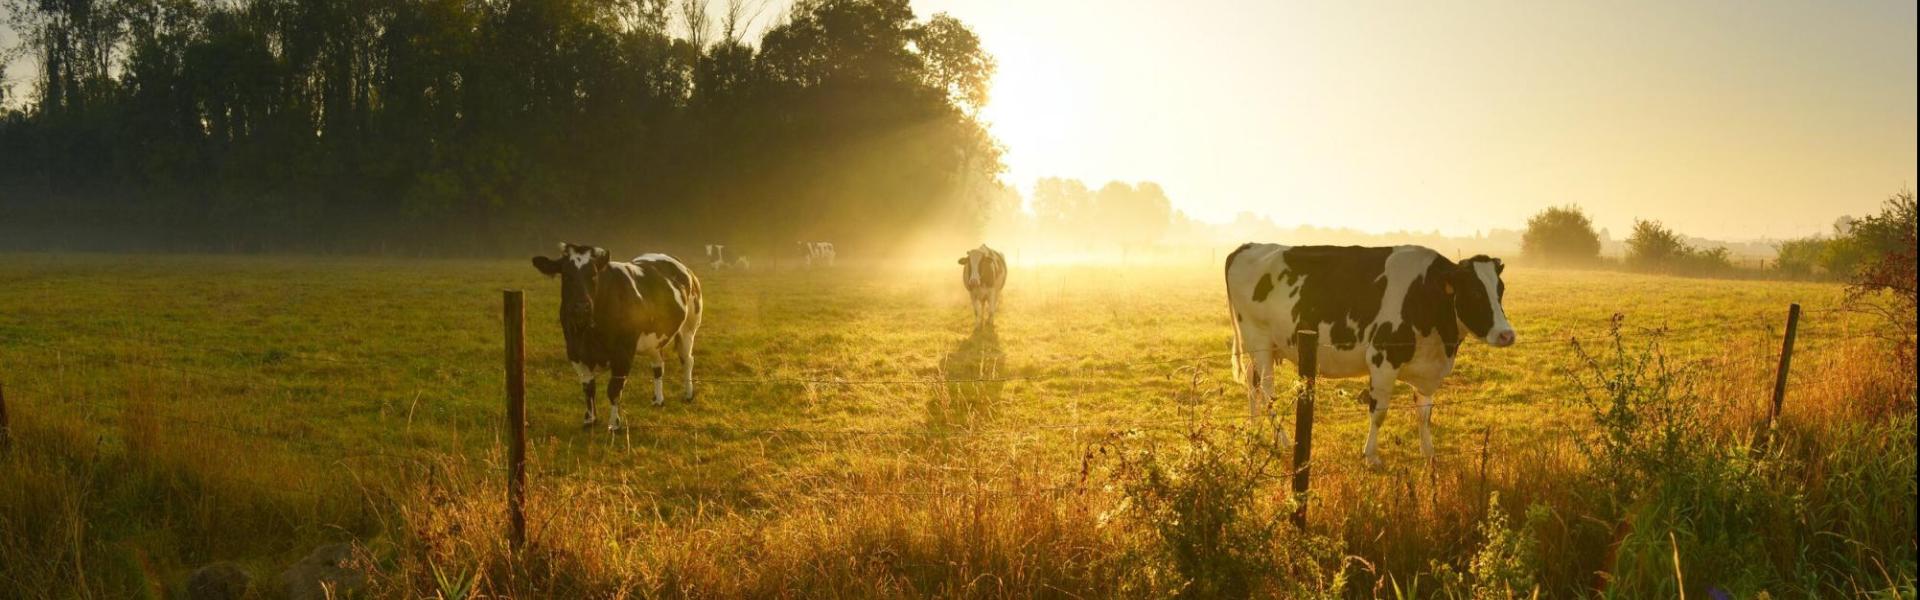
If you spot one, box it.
[531,243,609,329]
[1448,256,1516,347]
[957,245,992,286]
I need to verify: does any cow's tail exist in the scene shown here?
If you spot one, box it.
[1229,299,1249,385]
[1224,243,1254,385]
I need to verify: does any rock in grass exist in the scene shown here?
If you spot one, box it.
[277,543,367,600]
[185,562,250,600]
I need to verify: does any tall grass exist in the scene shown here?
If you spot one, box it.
[1,258,1913,598]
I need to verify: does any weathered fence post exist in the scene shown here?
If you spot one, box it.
[503,290,528,552]
[1290,330,1318,529]
[1769,303,1801,427]
[0,382,10,451]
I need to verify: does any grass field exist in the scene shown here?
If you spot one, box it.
[0,252,1913,598]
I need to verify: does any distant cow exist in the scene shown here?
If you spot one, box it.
[801,242,836,267]
[705,245,729,269]
[532,243,704,430]
[958,244,1007,328]
[1224,244,1516,465]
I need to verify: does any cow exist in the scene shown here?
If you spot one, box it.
[531,243,704,431]
[957,244,1007,328]
[801,242,836,267]
[705,244,729,270]
[1224,244,1516,466]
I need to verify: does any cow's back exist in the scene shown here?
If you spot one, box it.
[1227,243,1442,354]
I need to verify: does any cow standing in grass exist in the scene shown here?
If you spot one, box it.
[532,243,703,430]
[801,242,836,267]
[958,245,1007,329]
[1224,244,1516,465]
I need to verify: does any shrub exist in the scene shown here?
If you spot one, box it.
[1772,236,1828,276]
[1626,220,1734,276]
[1844,190,1917,364]
[1102,420,1348,598]
[1521,205,1602,264]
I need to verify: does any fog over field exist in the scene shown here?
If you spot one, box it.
[0,0,1914,598]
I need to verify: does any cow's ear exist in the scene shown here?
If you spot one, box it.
[590,247,610,271]
[957,257,969,265]
[532,256,562,276]
[1494,259,1506,275]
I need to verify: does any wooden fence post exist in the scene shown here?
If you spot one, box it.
[1769,303,1801,427]
[503,290,528,552]
[1290,330,1318,529]
[1,382,10,451]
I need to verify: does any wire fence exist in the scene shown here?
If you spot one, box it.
[0,302,1902,503]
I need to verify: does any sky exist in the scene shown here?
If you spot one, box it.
[4,2,1913,240]
[914,0,1918,240]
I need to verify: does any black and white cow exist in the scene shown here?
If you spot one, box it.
[705,244,729,270]
[801,242,836,267]
[957,244,1007,328]
[532,243,704,431]
[1224,244,1515,465]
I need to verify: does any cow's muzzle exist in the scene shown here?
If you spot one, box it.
[1489,328,1516,348]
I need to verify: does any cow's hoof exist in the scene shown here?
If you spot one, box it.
[607,422,625,433]
[581,415,597,428]
[683,391,697,402]
[1363,454,1384,469]
[651,397,665,407]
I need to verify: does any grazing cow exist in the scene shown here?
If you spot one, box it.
[1224,244,1516,465]
[705,245,729,270]
[957,244,1007,328]
[532,243,704,430]
[734,256,751,270]
[801,242,836,267]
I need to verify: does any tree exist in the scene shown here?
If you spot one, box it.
[1845,190,1917,363]
[0,0,1004,254]
[1626,219,1732,275]
[1521,205,1601,264]
[1093,181,1171,249]
[1625,219,1686,269]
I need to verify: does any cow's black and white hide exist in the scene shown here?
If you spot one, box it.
[532,243,704,431]
[705,245,728,270]
[1224,244,1515,465]
[957,244,1007,329]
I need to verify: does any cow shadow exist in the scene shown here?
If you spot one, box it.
[927,325,1007,431]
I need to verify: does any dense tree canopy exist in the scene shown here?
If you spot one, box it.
[0,0,1004,256]
[1520,205,1601,264]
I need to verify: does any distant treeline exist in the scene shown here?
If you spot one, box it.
[1518,194,1917,281]
[0,0,1002,255]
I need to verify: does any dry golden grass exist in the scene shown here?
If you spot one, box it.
[0,252,1912,598]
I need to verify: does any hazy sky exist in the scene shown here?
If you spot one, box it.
[915,0,1917,240]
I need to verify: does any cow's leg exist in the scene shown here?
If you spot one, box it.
[572,361,598,426]
[1361,366,1396,467]
[1241,330,1287,447]
[605,347,634,432]
[649,347,666,406]
[675,333,696,401]
[1416,391,1436,458]
[986,291,999,325]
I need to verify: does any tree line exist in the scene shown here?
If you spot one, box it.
[0,0,1003,256]
[1518,192,1917,284]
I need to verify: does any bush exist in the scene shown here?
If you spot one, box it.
[1522,205,1602,264]
[1773,236,1828,276]
[1102,420,1348,598]
[1625,220,1734,276]
[1845,190,1917,360]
